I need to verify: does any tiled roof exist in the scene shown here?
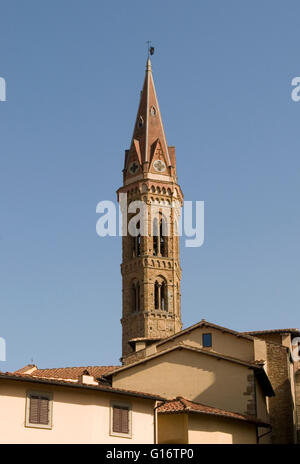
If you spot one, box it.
[14,365,118,382]
[243,328,300,336]
[0,371,165,401]
[157,397,270,427]
[14,364,36,374]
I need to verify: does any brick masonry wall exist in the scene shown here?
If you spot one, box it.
[266,342,295,443]
[120,188,182,358]
[296,371,300,443]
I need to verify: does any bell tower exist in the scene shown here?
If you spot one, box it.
[117,58,183,361]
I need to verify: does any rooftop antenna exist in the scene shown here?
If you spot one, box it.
[146,41,155,57]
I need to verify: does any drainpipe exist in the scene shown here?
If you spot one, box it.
[153,400,165,444]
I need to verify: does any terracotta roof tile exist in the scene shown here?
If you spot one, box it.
[157,397,270,427]
[243,328,300,336]
[14,365,118,381]
[14,364,36,374]
[0,371,164,401]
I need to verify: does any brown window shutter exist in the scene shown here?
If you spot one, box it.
[113,406,121,433]
[39,397,50,425]
[113,406,129,434]
[29,395,50,425]
[121,407,129,434]
[29,396,40,424]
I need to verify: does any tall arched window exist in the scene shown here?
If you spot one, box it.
[154,281,159,309]
[132,221,141,257]
[132,281,140,312]
[136,282,140,311]
[152,216,167,257]
[153,217,159,256]
[161,282,166,310]
[131,284,136,311]
[160,218,166,257]
[154,279,167,311]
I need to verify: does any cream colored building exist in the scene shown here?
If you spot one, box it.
[0,366,270,444]
[0,370,159,444]
[1,57,299,444]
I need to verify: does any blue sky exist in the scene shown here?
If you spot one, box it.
[1,1,299,371]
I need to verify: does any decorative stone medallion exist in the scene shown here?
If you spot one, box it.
[153,159,166,172]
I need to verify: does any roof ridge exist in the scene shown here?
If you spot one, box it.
[158,397,270,427]
[105,343,265,379]
[32,365,118,372]
[156,319,255,348]
[0,371,165,401]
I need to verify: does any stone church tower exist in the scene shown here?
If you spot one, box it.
[117,58,183,361]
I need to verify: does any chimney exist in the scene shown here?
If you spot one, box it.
[79,370,98,386]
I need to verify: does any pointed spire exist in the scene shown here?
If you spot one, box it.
[146,57,152,73]
[125,58,173,181]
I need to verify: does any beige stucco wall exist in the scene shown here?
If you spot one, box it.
[253,338,267,363]
[188,415,257,444]
[0,380,155,444]
[154,327,254,362]
[112,348,260,416]
[158,414,188,444]
[255,379,269,423]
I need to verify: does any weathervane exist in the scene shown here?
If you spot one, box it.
[146,41,155,57]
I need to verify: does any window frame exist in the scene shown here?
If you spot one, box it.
[110,401,132,439]
[202,333,212,348]
[25,390,53,429]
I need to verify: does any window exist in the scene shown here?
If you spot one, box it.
[154,281,159,309]
[160,218,166,257]
[131,281,140,312]
[150,105,157,116]
[152,216,167,257]
[132,221,141,257]
[25,392,52,429]
[133,234,141,257]
[202,333,212,348]
[161,282,166,310]
[138,116,143,128]
[110,403,132,438]
[154,279,168,311]
[153,217,159,256]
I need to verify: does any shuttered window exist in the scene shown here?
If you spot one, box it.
[202,333,212,348]
[112,405,129,434]
[26,392,52,428]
